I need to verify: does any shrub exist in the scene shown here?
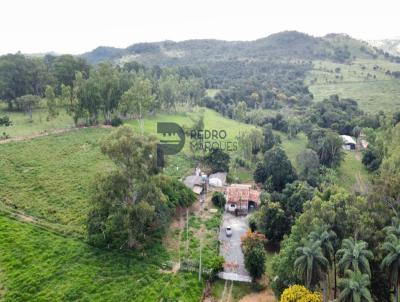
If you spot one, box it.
[241,231,267,281]
[209,255,225,278]
[211,192,226,209]
[279,285,322,302]
[111,116,123,127]
[0,116,12,126]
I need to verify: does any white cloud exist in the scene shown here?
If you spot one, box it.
[0,0,399,54]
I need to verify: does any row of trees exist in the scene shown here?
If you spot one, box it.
[0,53,90,109]
[0,54,205,128]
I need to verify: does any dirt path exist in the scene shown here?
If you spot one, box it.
[354,151,362,161]
[220,280,233,302]
[238,289,276,302]
[0,125,112,144]
[354,172,368,194]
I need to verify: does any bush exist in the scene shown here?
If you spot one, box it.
[0,116,12,126]
[211,192,226,209]
[111,116,123,127]
[241,231,267,281]
[248,215,257,232]
[279,285,322,302]
[209,255,225,279]
[1,132,9,140]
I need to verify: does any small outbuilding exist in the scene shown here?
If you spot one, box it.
[183,175,204,195]
[340,135,356,150]
[209,172,227,188]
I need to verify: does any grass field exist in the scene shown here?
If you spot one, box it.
[280,132,308,170]
[0,108,257,235]
[0,214,203,302]
[307,59,400,112]
[337,151,369,192]
[0,104,74,138]
[0,128,111,235]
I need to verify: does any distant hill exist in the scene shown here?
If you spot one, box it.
[367,38,400,56]
[81,31,383,65]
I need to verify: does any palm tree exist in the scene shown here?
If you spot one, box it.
[309,227,337,299]
[295,240,329,290]
[338,270,373,302]
[384,217,400,237]
[337,238,373,277]
[381,233,400,302]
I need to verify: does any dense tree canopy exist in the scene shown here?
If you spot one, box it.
[254,146,296,191]
[87,126,196,249]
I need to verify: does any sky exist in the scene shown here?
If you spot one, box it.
[1,0,399,55]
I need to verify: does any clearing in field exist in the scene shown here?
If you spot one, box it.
[307,59,400,112]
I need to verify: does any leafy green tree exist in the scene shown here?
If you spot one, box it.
[337,238,373,277]
[0,54,50,109]
[362,146,382,172]
[14,94,41,121]
[281,181,314,217]
[262,123,281,151]
[254,161,268,184]
[159,75,179,111]
[120,76,155,134]
[254,146,296,191]
[258,202,291,245]
[211,192,226,208]
[74,72,102,125]
[94,62,123,124]
[236,129,263,162]
[296,149,320,186]
[338,270,373,302]
[308,128,344,167]
[242,232,266,281]
[204,148,230,173]
[100,126,159,194]
[381,233,400,302]
[287,119,300,139]
[178,76,204,108]
[244,245,265,281]
[352,126,362,139]
[52,54,90,90]
[271,232,302,296]
[88,126,195,249]
[233,101,247,122]
[294,240,329,290]
[189,114,205,156]
[87,171,158,249]
[45,85,58,120]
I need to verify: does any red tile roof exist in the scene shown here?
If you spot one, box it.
[249,190,261,203]
[226,185,260,204]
